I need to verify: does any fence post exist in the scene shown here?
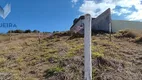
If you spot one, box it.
[109,23,112,41]
[9,30,11,41]
[84,14,92,80]
[38,32,41,44]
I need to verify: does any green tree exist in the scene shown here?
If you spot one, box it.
[14,30,24,33]
[24,29,31,33]
[33,30,40,33]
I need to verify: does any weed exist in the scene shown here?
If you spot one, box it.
[47,55,59,63]
[92,52,104,59]
[25,77,38,80]
[16,57,23,63]
[66,44,83,57]
[92,45,104,59]
[92,67,97,80]
[135,36,142,43]
[117,29,139,38]
[0,57,6,64]
[43,66,64,78]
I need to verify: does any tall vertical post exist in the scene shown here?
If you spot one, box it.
[84,14,92,80]
[9,30,11,41]
[109,23,112,41]
[38,32,41,44]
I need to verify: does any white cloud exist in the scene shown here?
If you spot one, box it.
[71,0,79,7]
[113,8,132,16]
[112,11,122,16]
[127,11,142,21]
[78,0,142,21]
[72,0,79,4]
[79,0,115,17]
[120,8,131,14]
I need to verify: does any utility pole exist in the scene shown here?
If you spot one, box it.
[84,14,92,80]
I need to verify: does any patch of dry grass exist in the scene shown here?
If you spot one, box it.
[0,32,142,80]
[117,29,140,38]
[135,36,142,43]
[0,35,9,42]
[114,29,142,43]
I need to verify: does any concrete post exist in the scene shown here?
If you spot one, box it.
[9,30,11,41]
[84,14,92,80]
[109,23,112,41]
[38,32,41,44]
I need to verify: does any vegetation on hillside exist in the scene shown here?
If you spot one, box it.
[114,29,142,43]
[7,29,40,33]
[0,30,142,80]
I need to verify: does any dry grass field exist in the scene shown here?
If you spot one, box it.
[0,30,142,80]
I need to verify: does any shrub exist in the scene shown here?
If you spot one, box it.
[24,29,31,33]
[121,30,138,38]
[32,30,40,33]
[53,31,72,37]
[7,29,41,33]
[7,30,14,33]
[0,57,6,64]
[117,30,142,43]
[92,52,104,59]
[92,45,104,59]
[117,29,139,38]
[14,30,24,33]
[69,32,84,39]
[135,36,142,43]
[53,31,59,33]
[44,66,64,78]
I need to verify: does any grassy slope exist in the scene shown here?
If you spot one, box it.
[0,32,142,80]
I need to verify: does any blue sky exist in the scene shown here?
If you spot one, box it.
[0,0,142,33]
[0,0,82,33]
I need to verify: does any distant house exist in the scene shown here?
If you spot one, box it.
[70,8,142,34]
